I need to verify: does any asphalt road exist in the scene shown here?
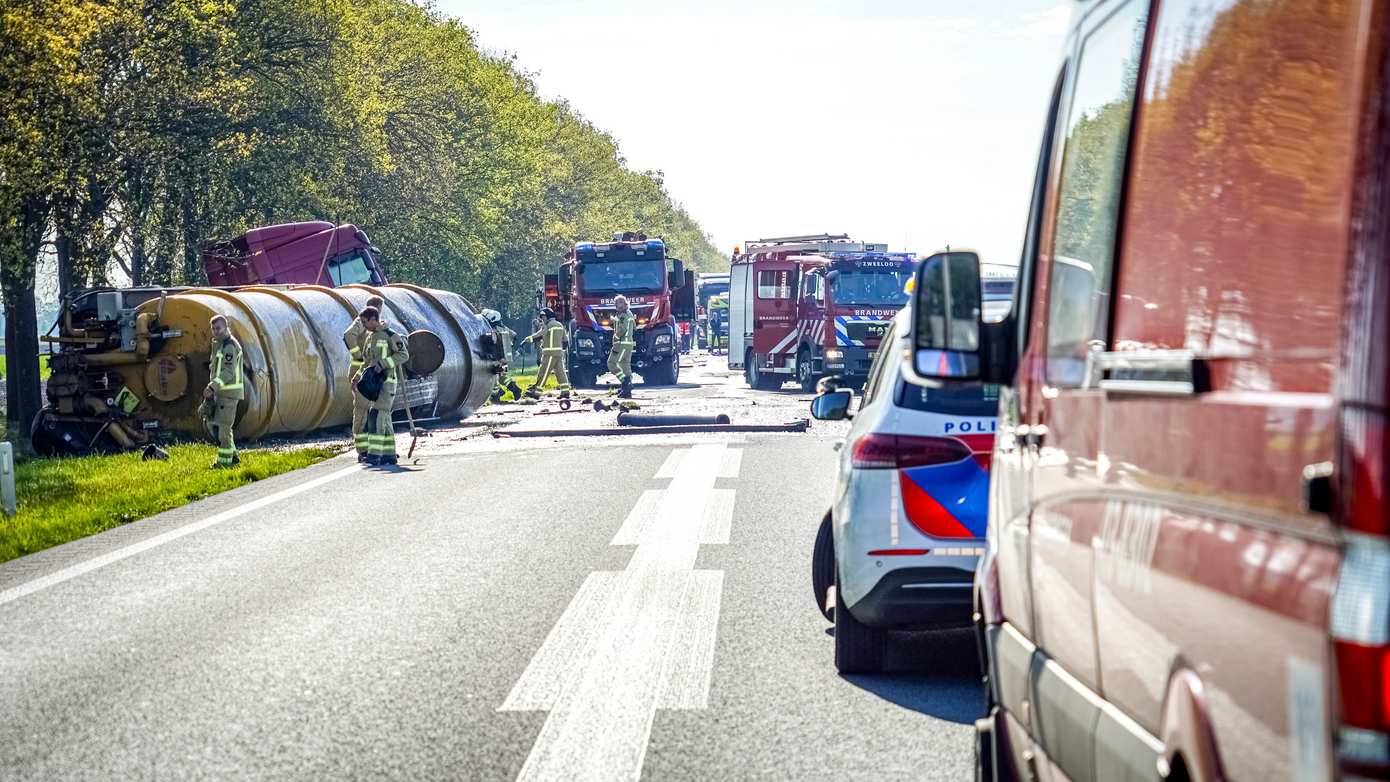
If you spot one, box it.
[0,355,982,781]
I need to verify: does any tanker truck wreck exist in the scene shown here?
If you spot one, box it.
[34,284,503,456]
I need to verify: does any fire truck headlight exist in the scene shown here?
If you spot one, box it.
[654,333,672,346]
[825,349,844,361]
[577,337,595,349]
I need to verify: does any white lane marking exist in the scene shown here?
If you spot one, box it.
[501,572,622,711]
[0,464,359,607]
[654,450,684,479]
[610,490,665,546]
[700,489,736,545]
[506,444,736,781]
[718,449,742,478]
[656,570,723,710]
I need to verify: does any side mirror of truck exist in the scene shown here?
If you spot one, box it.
[810,389,853,420]
[559,265,572,294]
[903,250,982,385]
[668,259,685,290]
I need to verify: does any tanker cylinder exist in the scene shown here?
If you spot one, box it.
[37,282,495,453]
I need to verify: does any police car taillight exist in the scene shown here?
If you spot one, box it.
[1332,408,1390,778]
[851,433,971,470]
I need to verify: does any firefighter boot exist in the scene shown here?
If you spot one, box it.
[618,377,632,398]
[525,386,541,400]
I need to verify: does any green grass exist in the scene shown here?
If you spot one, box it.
[0,444,339,563]
[0,354,53,381]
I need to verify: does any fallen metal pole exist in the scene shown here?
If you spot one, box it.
[616,412,731,427]
[492,419,810,438]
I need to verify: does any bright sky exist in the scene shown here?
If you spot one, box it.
[439,0,1073,267]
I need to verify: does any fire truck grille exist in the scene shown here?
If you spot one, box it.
[845,321,889,343]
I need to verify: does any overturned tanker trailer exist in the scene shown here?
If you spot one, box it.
[34,283,503,456]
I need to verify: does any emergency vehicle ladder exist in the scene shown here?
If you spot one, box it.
[743,234,887,255]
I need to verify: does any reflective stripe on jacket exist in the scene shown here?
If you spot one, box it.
[364,327,410,389]
[209,336,245,401]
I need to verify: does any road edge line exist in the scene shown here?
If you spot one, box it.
[0,463,360,607]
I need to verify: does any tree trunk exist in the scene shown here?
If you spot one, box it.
[3,195,46,453]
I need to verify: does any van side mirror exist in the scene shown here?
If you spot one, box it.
[810,389,853,420]
[907,250,982,382]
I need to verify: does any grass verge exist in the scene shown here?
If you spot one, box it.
[0,444,339,564]
[0,354,54,381]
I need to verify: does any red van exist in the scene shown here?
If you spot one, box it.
[899,1,1390,780]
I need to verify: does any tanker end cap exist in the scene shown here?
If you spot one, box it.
[406,330,446,377]
[145,355,190,402]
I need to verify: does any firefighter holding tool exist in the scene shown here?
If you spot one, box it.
[343,295,385,459]
[522,307,570,399]
[608,294,636,398]
[203,314,244,468]
[354,306,410,466]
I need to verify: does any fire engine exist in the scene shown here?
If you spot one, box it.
[729,234,914,391]
[544,231,694,388]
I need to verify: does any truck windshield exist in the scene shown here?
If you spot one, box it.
[329,251,375,286]
[829,268,912,306]
[699,283,729,308]
[579,259,665,294]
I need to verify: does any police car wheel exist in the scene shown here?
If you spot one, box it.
[834,582,886,674]
[812,512,835,622]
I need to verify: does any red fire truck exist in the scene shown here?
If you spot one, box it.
[729,234,915,391]
[544,231,694,388]
[203,221,388,287]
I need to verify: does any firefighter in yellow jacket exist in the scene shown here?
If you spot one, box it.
[608,295,636,398]
[354,306,410,466]
[203,314,244,468]
[342,295,385,461]
[522,307,570,399]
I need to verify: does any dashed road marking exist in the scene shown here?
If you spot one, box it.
[502,444,741,781]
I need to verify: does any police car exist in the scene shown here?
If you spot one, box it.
[809,306,1001,674]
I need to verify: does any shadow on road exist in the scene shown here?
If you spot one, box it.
[840,628,985,725]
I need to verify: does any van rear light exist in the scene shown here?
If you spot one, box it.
[1334,409,1390,777]
[1344,409,1389,536]
[851,433,971,470]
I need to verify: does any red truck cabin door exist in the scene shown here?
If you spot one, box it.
[750,260,799,370]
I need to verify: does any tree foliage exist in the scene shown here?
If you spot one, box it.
[0,0,720,444]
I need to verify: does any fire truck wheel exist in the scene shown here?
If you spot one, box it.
[812,511,835,622]
[571,366,596,389]
[835,581,887,674]
[647,353,679,386]
[797,347,817,393]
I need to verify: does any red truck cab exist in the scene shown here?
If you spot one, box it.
[549,232,693,387]
[203,221,388,287]
[729,235,913,392]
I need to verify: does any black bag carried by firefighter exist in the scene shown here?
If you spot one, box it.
[355,365,386,402]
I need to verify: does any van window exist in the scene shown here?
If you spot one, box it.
[757,269,794,300]
[896,380,1000,418]
[1045,0,1150,386]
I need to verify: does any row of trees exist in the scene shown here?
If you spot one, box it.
[0,0,721,445]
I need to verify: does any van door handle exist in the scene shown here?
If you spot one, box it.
[1022,424,1048,449]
